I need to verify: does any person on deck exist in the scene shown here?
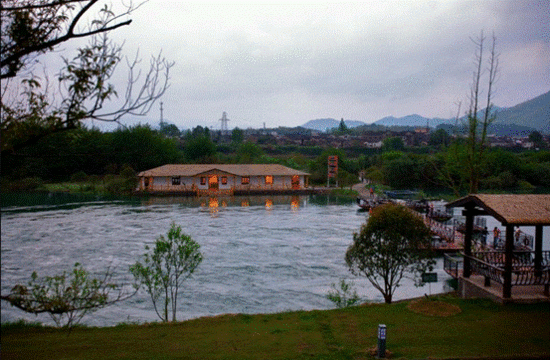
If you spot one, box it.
[493,227,500,248]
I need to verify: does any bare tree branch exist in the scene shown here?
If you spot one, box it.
[1,0,135,79]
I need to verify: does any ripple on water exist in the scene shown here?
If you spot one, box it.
[1,195,455,326]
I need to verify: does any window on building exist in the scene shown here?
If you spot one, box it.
[221,176,228,185]
[241,176,250,185]
[172,176,181,185]
[200,177,207,185]
[265,175,273,185]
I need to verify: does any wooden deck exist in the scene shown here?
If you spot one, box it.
[459,274,550,304]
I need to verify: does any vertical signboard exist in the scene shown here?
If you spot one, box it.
[327,155,338,187]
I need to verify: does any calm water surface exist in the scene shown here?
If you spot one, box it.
[1,193,453,326]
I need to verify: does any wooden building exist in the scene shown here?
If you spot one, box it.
[137,164,310,195]
[445,194,550,303]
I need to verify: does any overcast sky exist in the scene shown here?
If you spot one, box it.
[61,0,550,130]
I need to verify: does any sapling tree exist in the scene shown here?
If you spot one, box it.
[130,222,203,322]
[1,262,132,329]
[326,279,361,308]
[345,204,435,304]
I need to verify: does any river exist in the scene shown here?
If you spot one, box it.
[1,193,453,327]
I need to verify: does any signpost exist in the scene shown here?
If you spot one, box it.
[422,272,438,296]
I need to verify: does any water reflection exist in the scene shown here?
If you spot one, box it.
[134,195,339,210]
[291,196,300,211]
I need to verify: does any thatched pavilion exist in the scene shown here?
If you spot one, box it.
[446,194,550,302]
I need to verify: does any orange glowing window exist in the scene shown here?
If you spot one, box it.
[221,176,228,185]
[200,177,207,185]
[241,176,250,185]
[265,175,273,185]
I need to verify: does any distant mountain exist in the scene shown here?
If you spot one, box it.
[301,118,366,132]
[488,123,537,137]
[301,90,550,134]
[374,114,452,128]
[494,90,550,133]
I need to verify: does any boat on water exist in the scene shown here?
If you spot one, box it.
[406,198,429,213]
[356,197,391,211]
[384,189,420,199]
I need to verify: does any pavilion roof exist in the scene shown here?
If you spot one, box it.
[446,194,550,226]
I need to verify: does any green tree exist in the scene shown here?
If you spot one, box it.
[231,127,245,144]
[159,123,181,138]
[130,223,203,322]
[337,118,348,133]
[383,155,420,189]
[345,204,435,304]
[429,128,451,147]
[529,131,545,149]
[184,135,216,163]
[381,136,405,152]
[236,141,264,163]
[435,140,469,197]
[1,263,131,329]
[338,169,358,189]
[109,125,182,170]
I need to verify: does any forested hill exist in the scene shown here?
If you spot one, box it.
[494,90,550,133]
[302,90,549,133]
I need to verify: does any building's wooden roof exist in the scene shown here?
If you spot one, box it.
[446,194,550,226]
[138,164,310,177]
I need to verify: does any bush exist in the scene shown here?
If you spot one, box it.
[4,177,43,191]
[104,176,137,195]
[70,171,88,183]
[517,180,535,192]
[326,279,360,308]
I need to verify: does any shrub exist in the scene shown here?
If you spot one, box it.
[5,177,43,191]
[70,171,88,183]
[326,279,361,308]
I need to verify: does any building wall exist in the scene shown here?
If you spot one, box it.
[139,174,308,192]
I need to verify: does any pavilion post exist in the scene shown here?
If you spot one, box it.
[503,224,514,299]
[534,225,543,277]
[462,204,475,278]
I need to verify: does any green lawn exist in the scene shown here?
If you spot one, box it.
[2,295,549,360]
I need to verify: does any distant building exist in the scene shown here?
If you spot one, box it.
[138,164,310,195]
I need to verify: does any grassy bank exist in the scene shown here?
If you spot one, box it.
[2,295,549,360]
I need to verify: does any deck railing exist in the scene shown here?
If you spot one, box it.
[464,251,550,286]
[443,253,463,279]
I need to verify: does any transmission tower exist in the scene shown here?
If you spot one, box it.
[219,111,230,136]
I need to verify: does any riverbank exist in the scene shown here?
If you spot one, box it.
[2,294,549,360]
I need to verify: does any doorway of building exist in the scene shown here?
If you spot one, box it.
[292,175,300,190]
[208,175,219,190]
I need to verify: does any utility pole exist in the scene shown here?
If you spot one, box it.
[159,102,165,129]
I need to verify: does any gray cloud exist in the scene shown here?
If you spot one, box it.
[29,0,550,129]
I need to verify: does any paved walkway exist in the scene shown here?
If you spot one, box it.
[352,182,373,199]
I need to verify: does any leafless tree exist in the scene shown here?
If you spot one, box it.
[1,0,174,155]
[465,31,499,193]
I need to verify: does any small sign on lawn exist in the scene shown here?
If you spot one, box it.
[422,272,438,283]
